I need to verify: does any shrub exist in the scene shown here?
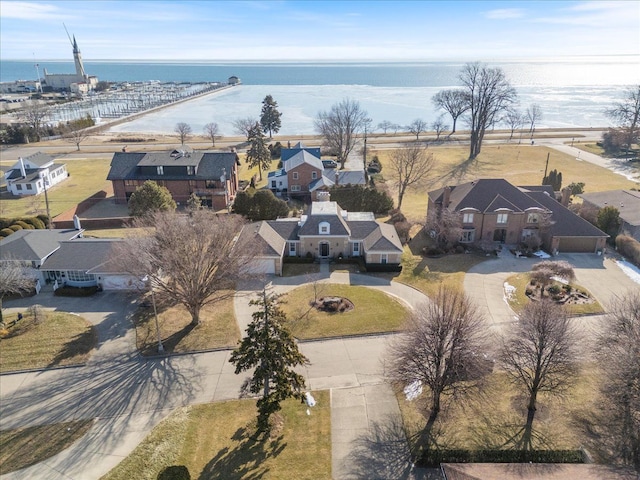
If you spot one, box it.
[8,224,23,232]
[37,214,50,227]
[455,245,465,254]
[417,448,584,467]
[0,228,14,237]
[22,217,46,229]
[54,286,99,297]
[547,284,562,295]
[562,284,572,293]
[14,220,33,229]
[616,234,640,266]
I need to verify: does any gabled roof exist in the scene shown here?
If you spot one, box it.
[346,220,379,240]
[309,175,334,192]
[429,179,546,213]
[268,219,300,241]
[363,223,403,253]
[6,164,66,183]
[107,151,237,181]
[283,150,324,172]
[0,229,83,262]
[298,201,350,236]
[335,170,367,186]
[41,239,125,272]
[21,152,55,167]
[580,189,640,227]
[241,222,286,257]
[528,191,608,238]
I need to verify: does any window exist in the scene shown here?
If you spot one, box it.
[189,180,197,188]
[16,184,22,191]
[527,213,539,224]
[125,180,138,187]
[26,184,32,190]
[66,270,94,282]
[205,180,216,189]
[353,243,360,253]
[380,254,388,264]
[311,171,317,179]
[289,242,296,255]
[291,185,301,192]
[157,166,164,175]
[37,182,41,189]
[271,181,277,188]
[460,230,475,243]
[319,221,330,234]
[463,212,474,223]
[292,172,299,180]
[186,165,195,175]
[497,213,508,224]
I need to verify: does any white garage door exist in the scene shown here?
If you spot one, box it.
[248,259,276,275]
[101,275,141,290]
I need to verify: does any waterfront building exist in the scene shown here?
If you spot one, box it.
[43,35,98,93]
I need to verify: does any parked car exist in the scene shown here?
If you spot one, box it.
[322,160,338,169]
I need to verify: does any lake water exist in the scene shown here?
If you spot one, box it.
[3,58,638,135]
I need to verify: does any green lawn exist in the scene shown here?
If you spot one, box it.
[0,310,97,373]
[134,293,239,355]
[280,284,410,339]
[100,391,331,480]
[371,144,638,222]
[504,273,604,316]
[0,158,113,219]
[0,419,95,475]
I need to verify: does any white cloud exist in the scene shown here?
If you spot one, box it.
[484,8,525,20]
[1,1,72,20]
[535,0,639,27]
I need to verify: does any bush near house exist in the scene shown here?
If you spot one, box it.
[417,449,584,467]
[0,216,48,238]
[54,286,99,297]
[616,234,640,266]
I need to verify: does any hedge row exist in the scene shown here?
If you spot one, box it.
[54,286,99,297]
[417,448,584,467]
[0,215,48,238]
[616,234,640,266]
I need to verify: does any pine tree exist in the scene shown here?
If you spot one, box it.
[245,122,272,181]
[260,95,282,138]
[229,289,308,433]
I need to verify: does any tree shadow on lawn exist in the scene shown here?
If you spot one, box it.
[47,326,98,368]
[435,156,489,186]
[198,425,286,480]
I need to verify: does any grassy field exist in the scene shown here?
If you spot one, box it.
[0,419,95,475]
[280,284,410,339]
[134,293,239,355]
[0,310,97,373]
[100,391,331,480]
[504,273,604,316]
[371,144,639,222]
[0,157,113,219]
[397,368,601,455]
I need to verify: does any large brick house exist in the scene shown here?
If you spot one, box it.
[107,149,239,210]
[268,142,366,201]
[242,193,403,275]
[428,179,608,254]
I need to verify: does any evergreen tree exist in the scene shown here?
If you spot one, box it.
[187,192,203,212]
[260,95,282,138]
[128,180,176,217]
[245,122,272,181]
[230,289,308,433]
[542,169,563,191]
[597,206,622,240]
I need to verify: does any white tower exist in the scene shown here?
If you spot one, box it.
[72,36,87,80]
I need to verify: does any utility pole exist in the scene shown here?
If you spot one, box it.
[42,173,52,229]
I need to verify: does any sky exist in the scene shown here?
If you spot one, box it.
[1,0,639,61]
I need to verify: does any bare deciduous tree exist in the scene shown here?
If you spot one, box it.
[0,260,37,324]
[174,122,192,145]
[389,143,435,210]
[503,109,524,141]
[529,260,575,298]
[377,120,394,134]
[596,291,640,470]
[605,85,640,156]
[63,123,91,151]
[407,118,427,140]
[387,287,490,446]
[113,211,254,326]
[20,100,48,141]
[431,116,448,141]
[203,122,220,147]
[501,299,579,451]
[431,89,470,134]
[315,98,369,169]
[232,117,257,142]
[526,104,543,138]
[425,207,462,250]
[460,62,517,160]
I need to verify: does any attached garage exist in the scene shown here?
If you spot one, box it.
[553,236,606,254]
[99,274,142,290]
[246,258,277,275]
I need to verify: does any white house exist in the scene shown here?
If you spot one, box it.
[4,152,68,196]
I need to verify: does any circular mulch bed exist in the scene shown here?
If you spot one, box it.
[310,296,355,314]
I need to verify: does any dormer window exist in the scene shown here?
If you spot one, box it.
[319,221,330,234]
[157,166,164,175]
[186,165,195,175]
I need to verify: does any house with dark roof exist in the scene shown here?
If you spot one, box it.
[107,149,239,210]
[241,193,403,275]
[428,179,608,254]
[4,152,68,196]
[268,142,366,201]
[579,189,640,241]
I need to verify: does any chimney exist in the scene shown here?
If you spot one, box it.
[560,186,571,207]
[19,157,26,177]
[317,191,330,202]
[442,186,451,208]
[73,215,82,230]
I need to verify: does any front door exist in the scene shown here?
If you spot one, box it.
[493,228,507,243]
[320,242,329,257]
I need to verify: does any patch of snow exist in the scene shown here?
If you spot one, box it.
[305,392,317,407]
[404,380,422,401]
[615,260,640,285]
[504,282,516,302]
[533,250,551,259]
[551,276,569,285]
